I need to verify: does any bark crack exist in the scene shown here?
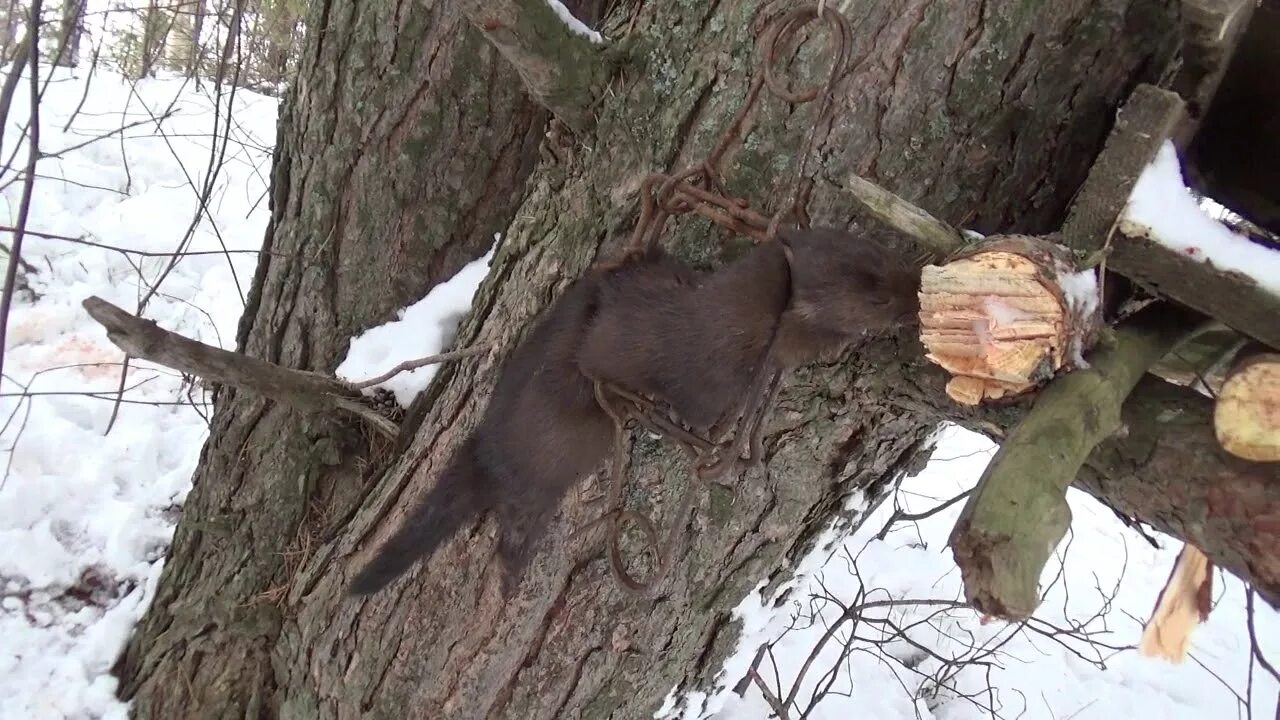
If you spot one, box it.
[868,0,930,179]
[486,560,588,718]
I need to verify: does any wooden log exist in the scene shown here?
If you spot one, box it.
[1078,374,1280,608]
[1214,347,1280,461]
[1108,227,1280,350]
[949,303,1203,619]
[917,235,1103,406]
[1060,84,1190,250]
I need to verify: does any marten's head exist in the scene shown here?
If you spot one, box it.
[777,225,921,338]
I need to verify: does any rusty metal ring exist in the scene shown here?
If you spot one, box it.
[762,4,852,104]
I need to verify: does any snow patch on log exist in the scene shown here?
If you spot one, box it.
[1121,141,1280,297]
[336,240,496,406]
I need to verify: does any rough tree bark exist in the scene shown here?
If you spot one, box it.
[112,0,1200,718]
[111,0,554,712]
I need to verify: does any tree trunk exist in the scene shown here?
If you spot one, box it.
[139,0,163,78]
[114,0,1186,718]
[55,0,82,67]
[111,0,552,713]
[189,0,205,77]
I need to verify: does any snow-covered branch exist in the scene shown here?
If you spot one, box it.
[1060,83,1280,349]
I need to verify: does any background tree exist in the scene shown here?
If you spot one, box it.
[137,0,170,77]
[54,0,81,66]
[104,0,1277,718]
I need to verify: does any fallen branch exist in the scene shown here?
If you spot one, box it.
[950,303,1204,619]
[81,296,398,438]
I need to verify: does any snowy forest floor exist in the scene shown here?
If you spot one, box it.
[0,70,1275,720]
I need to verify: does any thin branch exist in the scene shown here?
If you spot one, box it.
[751,657,792,720]
[875,489,972,541]
[838,173,964,258]
[0,225,282,257]
[346,344,491,390]
[0,6,41,389]
[1246,589,1280,684]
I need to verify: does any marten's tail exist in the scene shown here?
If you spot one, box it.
[348,438,487,595]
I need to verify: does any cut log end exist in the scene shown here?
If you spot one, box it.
[1214,352,1280,462]
[949,524,1041,621]
[918,235,1103,405]
[1140,544,1213,664]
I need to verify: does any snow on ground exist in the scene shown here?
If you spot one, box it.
[0,66,277,719]
[1121,141,1280,297]
[659,425,1279,720]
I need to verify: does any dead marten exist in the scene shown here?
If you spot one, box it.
[348,225,919,597]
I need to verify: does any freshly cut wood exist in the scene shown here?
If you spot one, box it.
[1214,351,1280,461]
[1139,543,1213,663]
[918,235,1103,405]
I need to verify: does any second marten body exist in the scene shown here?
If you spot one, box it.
[349,225,920,596]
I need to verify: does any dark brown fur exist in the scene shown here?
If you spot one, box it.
[348,226,919,596]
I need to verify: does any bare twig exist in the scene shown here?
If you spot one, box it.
[1246,589,1280,684]
[751,659,792,720]
[874,489,973,541]
[346,344,491,390]
[0,225,281,258]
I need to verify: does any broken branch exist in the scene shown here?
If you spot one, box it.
[839,174,966,257]
[949,303,1203,619]
[82,296,398,438]
[460,0,608,134]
